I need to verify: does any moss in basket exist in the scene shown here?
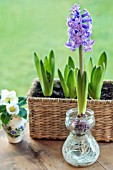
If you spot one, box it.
[34,50,55,96]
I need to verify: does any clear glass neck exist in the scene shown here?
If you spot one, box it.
[65,108,95,135]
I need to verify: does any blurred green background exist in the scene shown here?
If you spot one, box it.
[0,0,113,96]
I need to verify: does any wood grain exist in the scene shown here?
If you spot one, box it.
[0,125,112,170]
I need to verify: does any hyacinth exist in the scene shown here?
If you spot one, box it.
[65,4,94,52]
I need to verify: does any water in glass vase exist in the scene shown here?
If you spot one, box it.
[62,108,100,167]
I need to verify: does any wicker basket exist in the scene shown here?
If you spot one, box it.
[27,78,113,142]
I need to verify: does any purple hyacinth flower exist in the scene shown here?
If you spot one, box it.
[83,40,95,52]
[71,4,80,12]
[65,4,94,52]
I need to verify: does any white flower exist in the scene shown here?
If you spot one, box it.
[1,90,18,105]
[6,103,19,115]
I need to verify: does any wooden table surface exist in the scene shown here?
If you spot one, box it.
[0,126,113,170]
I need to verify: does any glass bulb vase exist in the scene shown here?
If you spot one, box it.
[62,108,100,167]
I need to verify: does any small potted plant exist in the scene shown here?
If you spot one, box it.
[0,90,28,143]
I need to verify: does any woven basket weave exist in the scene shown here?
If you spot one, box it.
[28,78,113,142]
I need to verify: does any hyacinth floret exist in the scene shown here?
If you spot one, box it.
[65,4,94,52]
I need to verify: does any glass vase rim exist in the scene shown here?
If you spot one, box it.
[66,108,94,116]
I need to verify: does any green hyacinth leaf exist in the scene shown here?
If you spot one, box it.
[98,52,107,70]
[67,69,76,98]
[93,66,103,99]
[75,67,78,87]
[44,56,51,75]
[77,70,82,114]
[82,71,88,114]
[40,60,50,96]
[88,83,95,99]
[34,52,43,85]
[49,50,55,92]
[88,57,93,82]
[64,64,70,82]
[77,70,88,114]
[58,69,69,98]
[49,50,54,63]
[49,50,55,74]
[89,66,103,99]
[44,56,53,91]
[49,50,55,76]
[92,66,103,87]
[68,56,75,69]
[91,65,96,83]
